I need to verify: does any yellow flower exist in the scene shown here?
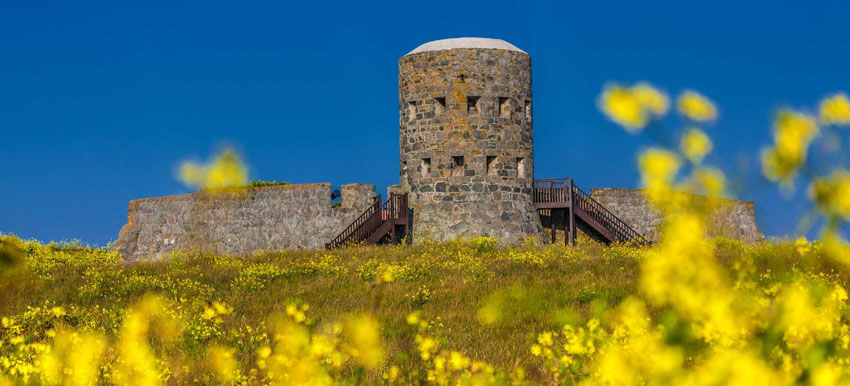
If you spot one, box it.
[677,91,717,121]
[39,330,106,386]
[343,314,384,369]
[206,345,237,384]
[631,82,670,116]
[598,82,668,132]
[761,110,819,187]
[537,332,555,347]
[810,170,850,219]
[406,313,420,325]
[680,128,712,163]
[794,237,811,255]
[383,365,400,382]
[692,167,725,197]
[819,92,850,125]
[179,148,248,190]
[600,85,647,131]
[638,148,681,210]
[448,351,470,370]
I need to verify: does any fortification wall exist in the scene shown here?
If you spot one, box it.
[114,183,374,261]
[590,188,765,243]
[397,41,545,243]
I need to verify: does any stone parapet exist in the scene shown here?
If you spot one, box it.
[589,188,765,243]
[113,183,366,261]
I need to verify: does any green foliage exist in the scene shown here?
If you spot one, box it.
[248,180,290,188]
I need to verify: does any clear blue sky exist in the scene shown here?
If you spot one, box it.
[2,0,849,246]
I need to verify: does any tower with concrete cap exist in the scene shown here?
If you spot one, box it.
[395,37,546,242]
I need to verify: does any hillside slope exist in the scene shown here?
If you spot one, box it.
[1,235,847,384]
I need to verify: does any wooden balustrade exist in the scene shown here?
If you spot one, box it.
[534,178,650,247]
[326,193,409,249]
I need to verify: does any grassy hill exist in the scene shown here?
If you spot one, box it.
[1,234,848,384]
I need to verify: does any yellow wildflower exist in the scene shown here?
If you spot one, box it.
[631,82,670,116]
[794,237,811,255]
[342,314,383,369]
[448,351,470,370]
[761,109,819,187]
[383,365,400,382]
[819,92,850,125]
[810,170,850,219]
[599,82,668,132]
[680,128,712,163]
[638,148,681,210]
[677,90,717,121]
[531,344,542,356]
[406,313,420,325]
[692,167,726,197]
[179,148,248,190]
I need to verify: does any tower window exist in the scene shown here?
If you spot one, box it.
[451,156,465,177]
[408,101,417,122]
[524,100,532,120]
[467,96,480,116]
[486,156,498,176]
[435,97,446,115]
[517,157,527,178]
[499,97,511,118]
[421,158,431,177]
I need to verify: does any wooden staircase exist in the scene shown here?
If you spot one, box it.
[326,178,649,249]
[534,178,651,246]
[326,193,410,249]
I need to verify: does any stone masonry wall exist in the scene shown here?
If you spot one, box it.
[590,188,765,243]
[397,44,545,243]
[114,183,375,261]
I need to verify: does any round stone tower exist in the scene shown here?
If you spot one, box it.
[397,37,545,242]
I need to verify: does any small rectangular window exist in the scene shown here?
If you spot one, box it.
[435,97,446,115]
[408,101,417,122]
[467,96,480,116]
[524,100,532,120]
[486,156,498,176]
[451,156,465,177]
[421,158,431,177]
[517,157,527,178]
[499,97,511,118]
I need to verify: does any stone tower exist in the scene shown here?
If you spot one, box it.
[396,37,545,242]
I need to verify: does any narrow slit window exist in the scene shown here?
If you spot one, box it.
[499,97,511,118]
[517,157,527,178]
[408,101,417,122]
[451,156,465,177]
[486,156,498,176]
[420,158,431,177]
[435,97,446,115]
[524,100,532,120]
[467,96,480,116]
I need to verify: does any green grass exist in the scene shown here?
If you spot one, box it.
[1,235,848,383]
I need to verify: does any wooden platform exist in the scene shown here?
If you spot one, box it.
[534,178,650,246]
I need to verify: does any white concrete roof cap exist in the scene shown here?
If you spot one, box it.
[405,38,526,56]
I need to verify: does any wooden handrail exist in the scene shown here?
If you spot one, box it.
[533,178,650,246]
[570,184,650,246]
[326,193,409,249]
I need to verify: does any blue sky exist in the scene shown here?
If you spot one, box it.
[2,0,849,245]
